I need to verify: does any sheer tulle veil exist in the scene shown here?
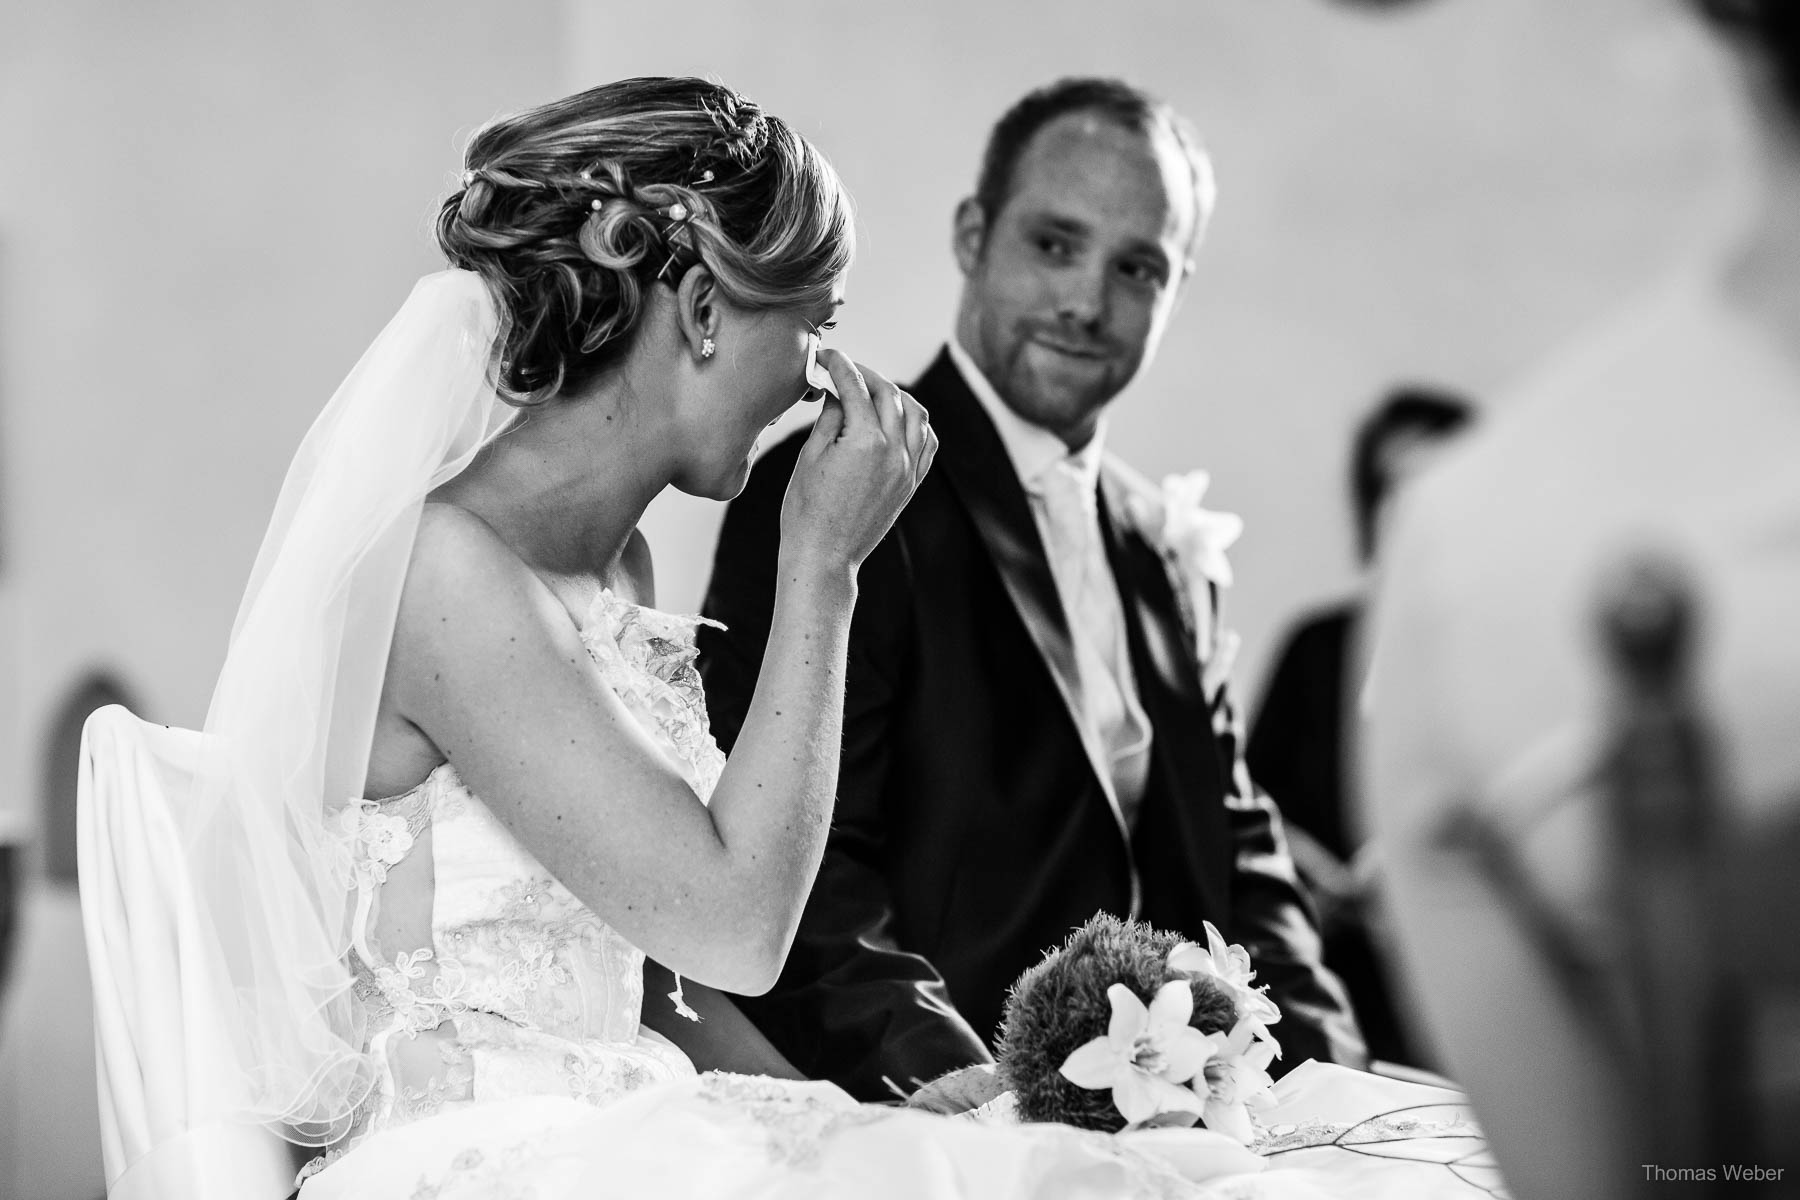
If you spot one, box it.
[189,269,514,1143]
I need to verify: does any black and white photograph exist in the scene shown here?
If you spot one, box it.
[1,1,1795,1197]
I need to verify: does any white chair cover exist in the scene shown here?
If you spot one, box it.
[78,704,295,1199]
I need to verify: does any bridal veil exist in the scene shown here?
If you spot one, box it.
[78,270,514,1193]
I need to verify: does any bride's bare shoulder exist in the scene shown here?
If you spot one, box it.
[400,502,555,631]
[411,500,520,575]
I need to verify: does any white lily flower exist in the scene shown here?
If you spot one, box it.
[1168,921,1282,1037]
[1059,982,1216,1127]
[1197,1016,1280,1145]
[1158,470,1243,589]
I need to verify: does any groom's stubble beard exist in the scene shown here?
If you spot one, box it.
[961,269,1134,450]
[987,313,1144,450]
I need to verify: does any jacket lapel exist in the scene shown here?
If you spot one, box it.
[1099,461,1234,922]
[917,350,1129,838]
[1097,463,1205,703]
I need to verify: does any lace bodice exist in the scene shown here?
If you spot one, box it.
[331,590,723,1150]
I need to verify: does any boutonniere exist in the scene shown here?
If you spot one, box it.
[1134,470,1243,589]
[1127,471,1243,701]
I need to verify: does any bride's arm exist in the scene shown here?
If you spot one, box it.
[639,960,804,1078]
[388,365,935,997]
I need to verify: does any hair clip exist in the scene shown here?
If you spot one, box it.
[461,169,475,186]
[590,199,603,212]
[695,169,715,185]
[655,201,697,283]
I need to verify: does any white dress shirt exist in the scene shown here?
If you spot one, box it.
[948,339,1155,826]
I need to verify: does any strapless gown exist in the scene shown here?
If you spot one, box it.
[300,591,1503,1199]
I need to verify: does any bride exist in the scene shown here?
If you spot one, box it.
[80,77,1495,1200]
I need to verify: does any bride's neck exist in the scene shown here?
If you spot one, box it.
[445,368,676,581]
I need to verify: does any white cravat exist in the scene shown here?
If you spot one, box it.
[1027,457,1155,825]
[948,340,1155,825]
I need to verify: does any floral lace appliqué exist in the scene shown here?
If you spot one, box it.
[694,1073,884,1171]
[369,948,471,1035]
[580,590,726,801]
[564,1047,654,1107]
[394,1038,477,1125]
[408,1142,542,1200]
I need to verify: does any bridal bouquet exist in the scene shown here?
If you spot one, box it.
[995,914,1282,1144]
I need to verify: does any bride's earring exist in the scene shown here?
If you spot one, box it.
[701,337,716,360]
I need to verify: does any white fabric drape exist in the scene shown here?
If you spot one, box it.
[77,271,515,1193]
[79,707,296,1199]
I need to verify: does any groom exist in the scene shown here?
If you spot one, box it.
[699,77,1363,1101]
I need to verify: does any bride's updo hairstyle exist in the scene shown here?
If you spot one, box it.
[437,77,854,406]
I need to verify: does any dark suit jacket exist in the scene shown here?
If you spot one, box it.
[1248,602,1424,1066]
[1248,603,1357,861]
[698,349,1364,1101]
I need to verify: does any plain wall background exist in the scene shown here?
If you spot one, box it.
[583,0,1749,675]
[0,4,559,1194]
[0,0,1751,1192]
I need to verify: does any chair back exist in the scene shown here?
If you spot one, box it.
[77,704,297,1200]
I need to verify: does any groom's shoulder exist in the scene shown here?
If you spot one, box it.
[1098,452,1160,512]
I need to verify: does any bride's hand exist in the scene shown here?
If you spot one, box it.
[779,349,936,576]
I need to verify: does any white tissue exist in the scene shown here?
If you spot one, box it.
[805,333,839,398]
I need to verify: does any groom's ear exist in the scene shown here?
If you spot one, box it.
[1170,256,1199,308]
[952,198,988,276]
[675,265,721,360]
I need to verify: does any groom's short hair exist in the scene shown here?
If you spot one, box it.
[972,77,1217,257]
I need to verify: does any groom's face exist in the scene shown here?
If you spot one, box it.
[954,112,1197,450]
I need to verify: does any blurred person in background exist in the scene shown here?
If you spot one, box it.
[1248,385,1472,1070]
[1363,0,1800,1194]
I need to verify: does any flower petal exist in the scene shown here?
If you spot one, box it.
[1112,1065,1163,1125]
[1242,989,1282,1027]
[1147,980,1195,1032]
[1060,1037,1125,1089]
[1105,983,1149,1046]
[1117,1069,1206,1127]
[1203,1094,1258,1145]
[1169,470,1212,507]
[1145,1075,1207,1120]
[1158,1026,1217,1084]
[1167,941,1207,975]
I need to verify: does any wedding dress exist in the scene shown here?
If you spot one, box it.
[79,272,1506,1199]
[299,587,1237,1198]
[299,587,1505,1200]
